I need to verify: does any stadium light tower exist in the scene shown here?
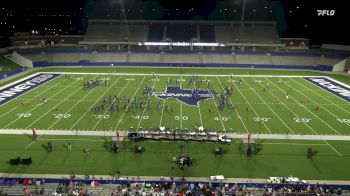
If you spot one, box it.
[241,0,246,27]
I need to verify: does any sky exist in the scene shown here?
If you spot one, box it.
[0,0,349,45]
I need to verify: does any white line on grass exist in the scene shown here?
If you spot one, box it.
[180,75,183,130]
[24,76,89,129]
[4,75,84,128]
[24,135,43,150]
[38,138,105,142]
[268,78,341,135]
[47,77,111,130]
[323,140,342,156]
[261,142,327,146]
[136,75,159,129]
[90,76,133,131]
[291,78,350,115]
[159,75,171,127]
[114,76,146,131]
[244,77,295,134]
[193,76,204,126]
[205,76,226,132]
[227,77,272,133]
[0,75,63,118]
[215,76,248,132]
[265,78,327,135]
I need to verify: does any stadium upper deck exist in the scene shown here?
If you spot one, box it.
[81,19,281,45]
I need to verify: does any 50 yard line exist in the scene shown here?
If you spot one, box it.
[158,75,170,127]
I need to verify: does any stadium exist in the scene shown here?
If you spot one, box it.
[0,0,350,195]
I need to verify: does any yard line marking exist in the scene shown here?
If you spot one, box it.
[48,77,112,130]
[136,75,159,129]
[265,78,324,135]
[323,140,342,156]
[180,75,183,130]
[193,75,204,126]
[24,134,43,150]
[197,102,204,126]
[215,76,248,132]
[4,75,84,128]
[38,138,105,142]
[114,76,146,131]
[292,78,350,115]
[0,75,63,118]
[245,77,295,134]
[90,75,133,131]
[206,76,226,132]
[227,77,272,133]
[262,142,327,146]
[278,79,341,135]
[24,76,90,129]
[159,75,171,127]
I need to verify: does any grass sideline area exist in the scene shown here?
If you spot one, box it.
[0,67,349,180]
[0,55,22,73]
[0,134,349,180]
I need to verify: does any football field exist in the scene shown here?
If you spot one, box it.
[0,67,350,179]
[0,71,349,136]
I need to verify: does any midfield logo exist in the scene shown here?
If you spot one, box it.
[151,86,215,106]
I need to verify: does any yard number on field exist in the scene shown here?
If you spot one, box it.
[17,113,31,118]
[132,115,149,120]
[293,118,311,123]
[337,119,350,124]
[253,117,271,122]
[53,114,71,119]
[214,116,231,121]
[94,115,110,119]
[175,115,188,120]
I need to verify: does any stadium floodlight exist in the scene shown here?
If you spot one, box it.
[138,42,225,47]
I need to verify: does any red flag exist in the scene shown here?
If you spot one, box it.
[248,131,251,144]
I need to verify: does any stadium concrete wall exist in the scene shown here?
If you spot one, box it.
[332,58,346,72]
[32,60,333,71]
[11,52,33,68]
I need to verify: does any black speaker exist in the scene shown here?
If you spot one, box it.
[10,157,20,165]
[21,157,32,165]
[246,146,252,157]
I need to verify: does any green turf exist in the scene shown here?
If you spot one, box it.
[0,72,349,135]
[0,55,22,73]
[0,67,349,180]
[0,134,349,180]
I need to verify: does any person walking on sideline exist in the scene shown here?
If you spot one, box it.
[32,128,37,141]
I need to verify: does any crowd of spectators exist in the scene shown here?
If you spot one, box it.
[0,177,348,196]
